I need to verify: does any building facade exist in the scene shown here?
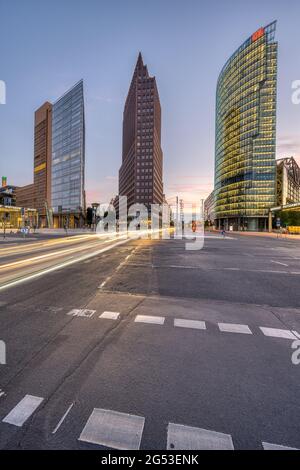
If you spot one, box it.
[214,22,278,231]
[51,80,85,228]
[276,157,300,206]
[0,183,17,206]
[204,191,215,225]
[34,102,52,227]
[15,184,35,209]
[0,206,38,230]
[119,53,163,212]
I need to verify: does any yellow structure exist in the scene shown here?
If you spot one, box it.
[288,227,300,234]
[0,205,38,229]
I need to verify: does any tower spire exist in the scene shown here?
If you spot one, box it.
[135,52,144,70]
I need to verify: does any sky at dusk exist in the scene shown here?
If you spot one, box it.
[0,0,300,206]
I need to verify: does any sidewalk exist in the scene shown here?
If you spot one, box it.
[207,230,300,241]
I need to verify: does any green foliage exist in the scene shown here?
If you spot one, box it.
[276,211,300,227]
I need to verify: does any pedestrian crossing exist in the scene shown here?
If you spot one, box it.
[79,408,145,450]
[167,423,234,450]
[2,394,43,427]
[1,396,298,450]
[68,308,299,341]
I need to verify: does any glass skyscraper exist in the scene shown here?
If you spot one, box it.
[214,22,278,231]
[51,80,85,227]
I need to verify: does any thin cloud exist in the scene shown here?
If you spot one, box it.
[277,135,300,155]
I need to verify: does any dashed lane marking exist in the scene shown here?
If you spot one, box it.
[134,315,165,325]
[218,323,253,335]
[167,423,234,450]
[174,319,206,330]
[2,395,43,427]
[64,309,300,342]
[99,311,120,320]
[260,327,298,340]
[79,408,145,450]
[262,442,298,451]
[271,260,289,267]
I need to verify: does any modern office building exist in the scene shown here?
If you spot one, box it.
[15,184,35,209]
[51,80,85,228]
[214,22,278,231]
[276,157,300,206]
[33,102,52,227]
[119,53,163,211]
[204,191,216,225]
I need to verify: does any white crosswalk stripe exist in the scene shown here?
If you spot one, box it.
[0,398,298,450]
[260,327,297,340]
[2,395,44,427]
[135,315,165,325]
[218,323,253,335]
[99,311,120,320]
[262,442,298,450]
[167,423,234,450]
[79,408,145,450]
[174,319,206,330]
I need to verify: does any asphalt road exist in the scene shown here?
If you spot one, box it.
[0,232,299,450]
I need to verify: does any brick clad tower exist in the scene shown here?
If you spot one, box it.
[119,53,163,211]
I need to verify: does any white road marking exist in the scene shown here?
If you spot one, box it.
[52,403,74,434]
[271,260,289,267]
[100,311,120,320]
[116,263,125,272]
[218,323,253,335]
[167,423,234,450]
[134,315,165,325]
[263,442,298,451]
[98,276,111,289]
[79,408,145,450]
[67,309,96,318]
[174,319,206,330]
[292,331,300,339]
[3,395,43,427]
[260,327,297,340]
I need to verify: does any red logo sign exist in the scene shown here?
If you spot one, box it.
[252,28,265,42]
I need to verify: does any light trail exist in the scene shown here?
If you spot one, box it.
[0,229,167,292]
[0,233,115,257]
[0,236,130,292]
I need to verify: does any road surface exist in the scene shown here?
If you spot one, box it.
[0,232,299,450]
